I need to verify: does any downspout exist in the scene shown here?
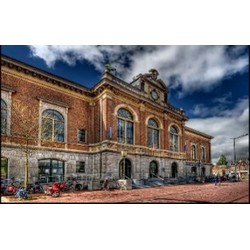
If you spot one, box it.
[99,98,103,179]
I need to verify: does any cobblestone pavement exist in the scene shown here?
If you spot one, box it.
[1,180,249,203]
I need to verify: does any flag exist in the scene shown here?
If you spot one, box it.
[108,127,112,140]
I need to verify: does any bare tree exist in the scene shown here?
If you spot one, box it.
[9,100,40,188]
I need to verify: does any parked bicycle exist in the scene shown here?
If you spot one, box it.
[26,182,44,194]
[15,187,29,200]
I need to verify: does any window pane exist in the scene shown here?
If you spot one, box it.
[170,128,178,151]
[41,118,53,140]
[1,100,7,135]
[117,108,133,120]
[55,121,64,142]
[126,121,134,144]
[78,129,86,142]
[154,129,159,148]
[1,110,7,134]
[170,126,178,134]
[174,134,178,151]
[43,110,64,121]
[148,118,158,128]
[192,146,196,159]
[117,119,125,143]
[148,128,153,147]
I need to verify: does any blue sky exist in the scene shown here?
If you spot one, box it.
[1,45,249,163]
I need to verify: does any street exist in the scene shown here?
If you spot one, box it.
[1,179,249,203]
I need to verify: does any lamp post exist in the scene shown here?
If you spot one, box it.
[230,133,248,177]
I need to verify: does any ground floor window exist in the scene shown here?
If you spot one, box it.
[1,158,8,179]
[119,158,132,179]
[76,161,85,173]
[191,166,197,176]
[38,159,64,183]
[149,161,158,178]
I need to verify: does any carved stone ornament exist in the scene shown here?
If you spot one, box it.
[149,69,159,80]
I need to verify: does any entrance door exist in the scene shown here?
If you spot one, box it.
[1,158,8,179]
[191,166,197,176]
[149,161,158,178]
[171,162,178,178]
[201,167,206,177]
[119,158,132,179]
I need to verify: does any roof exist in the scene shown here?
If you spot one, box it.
[185,126,214,139]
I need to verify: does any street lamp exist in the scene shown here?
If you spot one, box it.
[230,133,248,178]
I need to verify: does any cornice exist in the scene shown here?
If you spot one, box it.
[1,55,91,97]
[185,126,213,139]
[1,55,188,122]
[1,83,16,93]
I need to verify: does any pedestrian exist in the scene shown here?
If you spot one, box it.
[214,174,218,186]
[218,175,221,186]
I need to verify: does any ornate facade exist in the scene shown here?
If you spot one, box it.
[1,55,213,186]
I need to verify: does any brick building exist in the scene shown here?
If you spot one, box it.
[1,55,213,186]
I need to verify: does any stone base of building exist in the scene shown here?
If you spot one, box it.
[88,180,101,190]
[1,145,212,190]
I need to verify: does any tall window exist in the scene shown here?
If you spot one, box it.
[42,109,64,142]
[117,108,134,144]
[191,145,196,160]
[38,159,64,183]
[1,99,7,135]
[170,126,179,151]
[201,147,205,162]
[148,118,159,148]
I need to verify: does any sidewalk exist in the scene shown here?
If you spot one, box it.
[1,180,249,203]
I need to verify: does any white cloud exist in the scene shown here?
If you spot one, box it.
[186,97,249,164]
[29,45,248,96]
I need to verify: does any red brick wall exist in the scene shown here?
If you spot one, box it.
[2,68,212,164]
[2,72,91,150]
[184,130,211,163]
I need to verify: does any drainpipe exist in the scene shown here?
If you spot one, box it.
[99,98,103,179]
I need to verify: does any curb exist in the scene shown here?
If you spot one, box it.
[1,196,11,203]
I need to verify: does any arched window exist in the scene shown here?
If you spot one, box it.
[201,147,205,162]
[1,99,7,135]
[191,166,197,176]
[117,108,134,144]
[191,145,196,160]
[148,118,159,148]
[149,161,158,178]
[170,126,179,151]
[171,162,178,178]
[119,158,132,179]
[41,109,64,142]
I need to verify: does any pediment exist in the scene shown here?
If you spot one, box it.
[133,69,167,91]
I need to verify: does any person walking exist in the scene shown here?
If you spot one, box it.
[214,174,218,186]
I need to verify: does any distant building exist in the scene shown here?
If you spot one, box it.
[212,160,249,179]
[230,160,249,179]
[1,55,213,186]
